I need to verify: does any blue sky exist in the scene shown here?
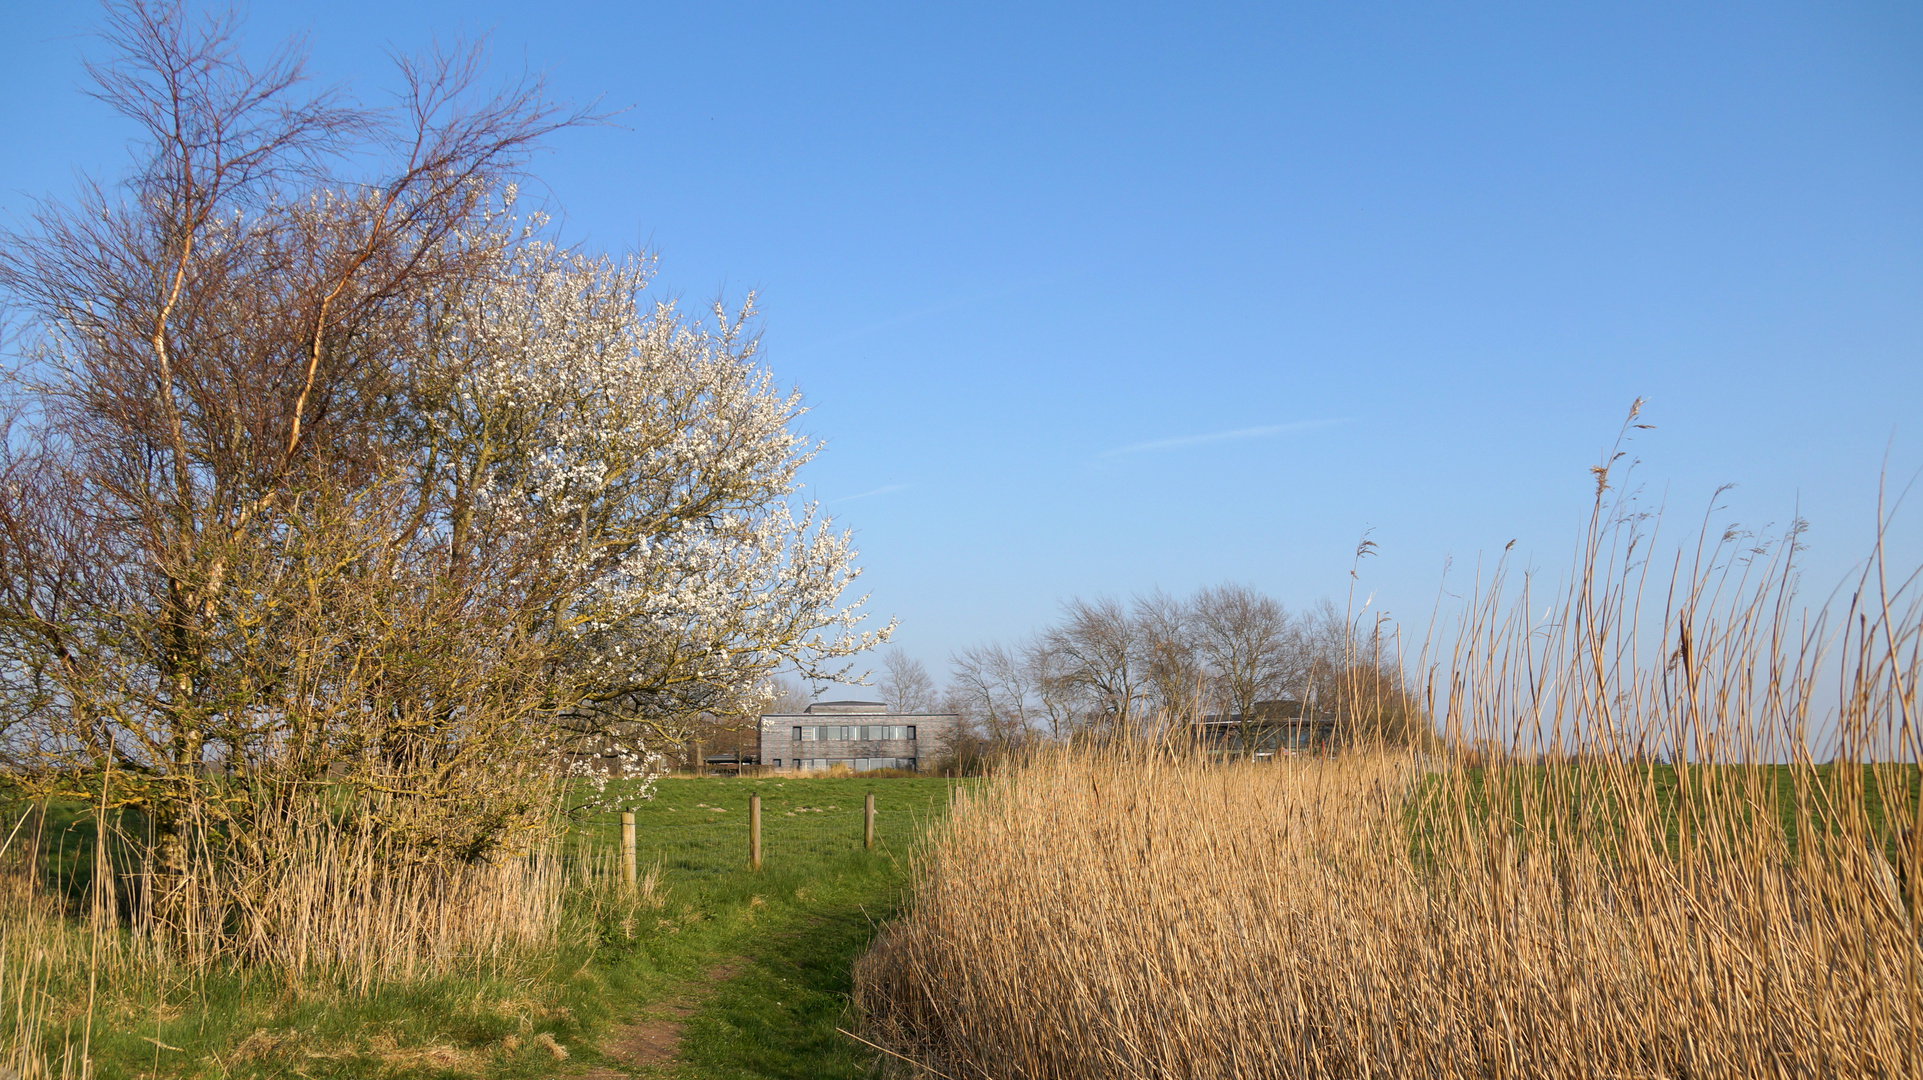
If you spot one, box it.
[3,1,1919,687]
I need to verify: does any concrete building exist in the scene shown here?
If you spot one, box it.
[758,699,959,773]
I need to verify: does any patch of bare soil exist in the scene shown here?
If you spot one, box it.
[581,962,742,1078]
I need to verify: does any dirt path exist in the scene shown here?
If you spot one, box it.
[581,962,741,1078]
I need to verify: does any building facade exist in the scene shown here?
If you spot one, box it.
[758,700,959,773]
[1196,698,1340,759]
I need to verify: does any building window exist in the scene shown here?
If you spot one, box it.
[792,757,915,772]
[792,725,918,743]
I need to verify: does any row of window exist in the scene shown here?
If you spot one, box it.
[774,757,918,772]
[792,725,916,742]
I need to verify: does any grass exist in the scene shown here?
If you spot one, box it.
[569,774,959,1079]
[2,774,958,1079]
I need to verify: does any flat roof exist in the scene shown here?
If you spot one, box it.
[758,712,960,719]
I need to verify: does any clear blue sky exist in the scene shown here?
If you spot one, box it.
[4,1,1919,685]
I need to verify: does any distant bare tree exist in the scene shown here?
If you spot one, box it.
[761,675,815,716]
[879,648,939,714]
[1326,613,1429,748]
[1045,597,1149,741]
[1192,584,1295,735]
[1293,598,1354,715]
[948,584,1429,755]
[1135,589,1210,739]
[949,642,1030,746]
[1024,637,1092,740]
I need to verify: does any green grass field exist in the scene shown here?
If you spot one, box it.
[11,774,958,1079]
[566,774,958,1079]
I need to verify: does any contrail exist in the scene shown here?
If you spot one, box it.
[1097,418,1350,458]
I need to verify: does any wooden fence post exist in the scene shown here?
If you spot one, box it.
[864,792,875,850]
[749,793,762,871]
[620,811,636,890]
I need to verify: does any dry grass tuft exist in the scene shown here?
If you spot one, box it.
[365,1032,474,1069]
[228,1028,299,1064]
[534,1030,570,1060]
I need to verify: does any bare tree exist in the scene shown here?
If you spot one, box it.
[1044,597,1149,741]
[942,584,1428,757]
[1293,598,1353,716]
[1134,588,1210,740]
[949,642,1033,746]
[0,1,586,885]
[1321,611,1428,747]
[1023,637,1092,741]
[1191,584,1294,737]
[761,675,815,715]
[879,648,939,713]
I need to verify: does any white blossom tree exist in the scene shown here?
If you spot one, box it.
[409,235,891,782]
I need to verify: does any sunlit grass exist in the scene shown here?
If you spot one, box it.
[2,775,956,1078]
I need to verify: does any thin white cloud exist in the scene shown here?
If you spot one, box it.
[1097,418,1351,459]
[833,483,912,504]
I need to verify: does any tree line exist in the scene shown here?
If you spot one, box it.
[874,583,1429,759]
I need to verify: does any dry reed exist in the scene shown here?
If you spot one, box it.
[858,463,1922,1078]
[60,792,576,989]
[0,792,652,1075]
[0,829,90,1080]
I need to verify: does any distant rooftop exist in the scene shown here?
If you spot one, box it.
[804,700,889,715]
[757,699,963,718]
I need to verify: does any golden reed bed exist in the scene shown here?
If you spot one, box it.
[858,462,1923,1079]
[857,749,1918,1079]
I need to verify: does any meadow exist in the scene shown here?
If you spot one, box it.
[1,775,956,1079]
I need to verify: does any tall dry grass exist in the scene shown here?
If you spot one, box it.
[859,747,1916,1078]
[0,792,651,1076]
[857,455,1922,1077]
[0,831,89,1080]
[57,792,577,988]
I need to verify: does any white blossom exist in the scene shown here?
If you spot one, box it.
[410,219,893,799]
